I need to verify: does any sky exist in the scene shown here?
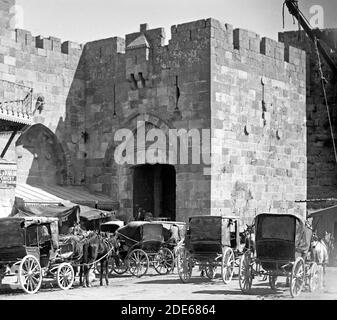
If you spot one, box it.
[13,0,337,44]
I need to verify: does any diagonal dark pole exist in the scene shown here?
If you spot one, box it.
[285,0,337,79]
[1,128,18,158]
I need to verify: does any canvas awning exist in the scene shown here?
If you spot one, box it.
[15,183,119,211]
[14,203,81,226]
[78,205,112,221]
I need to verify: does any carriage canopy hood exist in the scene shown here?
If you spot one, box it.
[116,221,170,245]
[0,217,58,248]
[255,213,312,254]
[13,204,80,232]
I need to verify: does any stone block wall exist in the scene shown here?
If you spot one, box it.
[0,5,308,223]
[210,20,307,223]
[279,29,337,209]
[0,25,85,185]
[83,20,213,222]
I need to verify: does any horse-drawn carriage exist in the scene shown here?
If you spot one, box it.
[0,216,78,294]
[176,215,240,284]
[238,213,319,297]
[113,221,175,277]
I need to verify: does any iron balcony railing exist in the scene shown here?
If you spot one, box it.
[0,80,33,125]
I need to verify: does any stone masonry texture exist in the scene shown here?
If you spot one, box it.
[0,0,307,223]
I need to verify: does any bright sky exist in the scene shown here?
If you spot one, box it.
[14,0,337,44]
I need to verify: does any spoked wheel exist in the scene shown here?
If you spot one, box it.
[290,257,305,298]
[111,256,128,275]
[177,247,193,283]
[308,262,319,293]
[269,275,278,290]
[18,255,42,294]
[153,248,175,275]
[57,263,75,290]
[221,247,235,284]
[239,251,253,293]
[127,249,149,277]
[205,261,217,280]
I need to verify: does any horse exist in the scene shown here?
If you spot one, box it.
[82,232,119,287]
[58,228,90,286]
[311,231,332,289]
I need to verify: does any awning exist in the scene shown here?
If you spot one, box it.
[15,183,119,211]
[79,205,112,221]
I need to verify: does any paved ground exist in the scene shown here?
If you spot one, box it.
[0,267,336,300]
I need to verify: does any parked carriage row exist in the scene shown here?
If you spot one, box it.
[0,209,322,298]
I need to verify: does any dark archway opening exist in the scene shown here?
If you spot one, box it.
[133,164,176,221]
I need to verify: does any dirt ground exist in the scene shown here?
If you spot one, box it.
[0,266,336,300]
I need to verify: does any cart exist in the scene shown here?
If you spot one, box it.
[0,216,78,294]
[114,221,175,277]
[176,215,240,284]
[238,213,319,298]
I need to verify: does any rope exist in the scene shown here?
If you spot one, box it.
[314,37,337,164]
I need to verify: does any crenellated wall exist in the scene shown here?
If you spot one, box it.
[0,25,85,185]
[80,18,306,222]
[0,7,307,222]
[82,20,213,221]
[209,19,307,222]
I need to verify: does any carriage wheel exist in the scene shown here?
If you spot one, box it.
[127,249,149,277]
[239,251,253,293]
[111,257,128,275]
[269,275,278,290]
[221,247,235,284]
[177,247,193,283]
[57,263,75,290]
[18,255,42,294]
[153,248,175,275]
[205,261,217,280]
[290,257,305,298]
[308,262,319,293]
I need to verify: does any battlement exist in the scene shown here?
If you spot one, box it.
[279,28,337,54]
[167,18,306,67]
[125,23,165,48]
[7,16,306,66]
[208,18,306,67]
[14,28,83,55]
[84,36,125,54]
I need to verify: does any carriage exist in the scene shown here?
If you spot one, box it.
[176,215,240,284]
[0,216,77,294]
[238,213,319,298]
[112,221,175,277]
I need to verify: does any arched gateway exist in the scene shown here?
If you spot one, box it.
[103,114,177,221]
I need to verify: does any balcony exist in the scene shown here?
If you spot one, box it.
[0,80,33,126]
